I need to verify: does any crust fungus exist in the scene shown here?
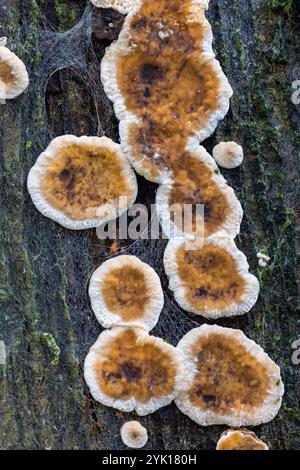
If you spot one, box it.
[0,37,29,100]
[156,146,243,239]
[84,326,184,415]
[175,324,284,427]
[101,0,232,184]
[216,429,269,451]
[27,135,137,230]
[212,142,244,169]
[164,237,259,319]
[120,421,148,448]
[89,255,164,330]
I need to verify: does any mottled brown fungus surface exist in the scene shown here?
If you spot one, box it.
[176,244,246,310]
[101,265,151,321]
[41,144,131,220]
[217,430,268,451]
[117,0,220,173]
[95,329,176,403]
[189,333,269,415]
[168,155,230,237]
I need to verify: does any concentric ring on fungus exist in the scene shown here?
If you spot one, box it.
[175,324,284,427]
[27,135,137,230]
[89,255,164,330]
[84,326,184,415]
[0,37,29,100]
[216,429,269,451]
[164,237,259,319]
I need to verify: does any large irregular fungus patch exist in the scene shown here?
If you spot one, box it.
[100,0,236,239]
[84,327,184,415]
[27,135,137,230]
[175,324,284,426]
[89,255,164,330]
[0,37,29,100]
[216,429,269,451]
[164,237,259,319]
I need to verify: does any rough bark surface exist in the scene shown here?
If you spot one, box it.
[0,0,299,450]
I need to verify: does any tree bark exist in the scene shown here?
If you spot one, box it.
[0,0,299,450]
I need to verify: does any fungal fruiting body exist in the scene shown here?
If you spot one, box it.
[120,421,148,448]
[100,0,239,239]
[0,37,29,100]
[27,135,137,230]
[84,326,184,415]
[216,429,269,451]
[175,324,284,426]
[212,142,244,169]
[89,255,164,330]
[90,0,139,15]
[164,237,259,319]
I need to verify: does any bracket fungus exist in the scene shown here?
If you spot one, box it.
[27,135,137,230]
[175,324,284,427]
[90,1,139,15]
[89,255,164,330]
[216,429,269,451]
[0,37,29,101]
[212,142,244,169]
[84,326,184,415]
[164,237,259,319]
[156,146,243,239]
[120,421,148,448]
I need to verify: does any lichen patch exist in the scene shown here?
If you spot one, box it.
[101,265,151,321]
[188,333,269,415]
[41,144,132,221]
[94,329,177,403]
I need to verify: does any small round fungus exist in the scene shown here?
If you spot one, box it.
[89,255,164,330]
[212,142,244,169]
[216,429,269,451]
[84,326,184,415]
[120,421,148,448]
[164,237,260,319]
[175,324,284,427]
[0,37,29,100]
[27,135,137,230]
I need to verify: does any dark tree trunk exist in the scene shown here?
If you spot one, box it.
[0,0,299,450]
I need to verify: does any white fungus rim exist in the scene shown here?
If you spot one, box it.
[27,135,138,230]
[84,326,186,416]
[175,324,284,427]
[89,255,164,331]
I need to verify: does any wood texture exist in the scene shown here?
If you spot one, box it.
[0,0,299,450]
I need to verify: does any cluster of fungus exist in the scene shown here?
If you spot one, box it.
[96,0,259,321]
[85,255,185,415]
[19,0,284,448]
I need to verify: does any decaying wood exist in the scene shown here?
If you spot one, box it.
[0,0,299,450]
